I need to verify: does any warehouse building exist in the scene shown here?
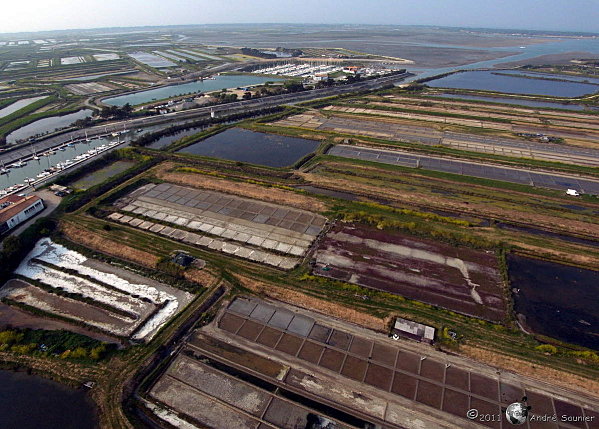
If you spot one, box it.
[0,195,44,235]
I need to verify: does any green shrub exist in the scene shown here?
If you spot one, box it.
[535,344,558,355]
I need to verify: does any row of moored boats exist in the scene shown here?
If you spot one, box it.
[0,136,123,197]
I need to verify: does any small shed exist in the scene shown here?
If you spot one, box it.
[172,253,195,267]
[391,317,435,344]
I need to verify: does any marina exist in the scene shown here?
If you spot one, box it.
[0,131,130,197]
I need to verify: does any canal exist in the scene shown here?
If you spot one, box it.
[103,74,283,106]
[7,110,94,145]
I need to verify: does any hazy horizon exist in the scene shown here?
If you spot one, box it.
[0,0,598,35]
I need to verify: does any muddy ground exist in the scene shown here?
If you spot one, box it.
[314,223,506,321]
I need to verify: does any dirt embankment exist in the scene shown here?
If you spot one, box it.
[235,274,598,398]
[184,268,219,288]
[61,220,219,287]
[461,344,599,398]
[153,162,326,212]
[235,274,387,331]
[61,221,160,268]
[298,168,599,238]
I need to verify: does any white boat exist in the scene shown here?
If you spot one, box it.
[11,160,26,168]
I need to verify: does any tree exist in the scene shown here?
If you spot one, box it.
[242,91,252,100]
[90,344,106,360]
[2,235,22,258]
[284,81,304,93]
[100,104,133,119]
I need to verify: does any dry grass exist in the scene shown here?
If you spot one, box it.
[460,345,599,398]
[184,268,219,288]
[235,274,386,331]
[153,162,325,212]
[299,167,599,237]
[60,221,160,268]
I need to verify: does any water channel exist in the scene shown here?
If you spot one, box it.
[103,74,283,106]
[6,109,93,144]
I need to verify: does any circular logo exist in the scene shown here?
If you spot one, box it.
[505,402,528,425]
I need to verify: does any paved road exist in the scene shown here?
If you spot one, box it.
[0,73,411,166]
[328,144,599,195]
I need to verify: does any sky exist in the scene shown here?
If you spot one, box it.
[1,0,598,34]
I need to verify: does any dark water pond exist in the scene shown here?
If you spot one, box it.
[508,254,599,350]
[147,126,207,149]
[7,109,93,144]
[0,370,98,429]
[427,70,598,97]
[73,160,135,190]
[177,128,320,167]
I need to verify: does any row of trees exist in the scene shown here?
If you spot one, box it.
[99,103,133,119]
[0,328,109,361]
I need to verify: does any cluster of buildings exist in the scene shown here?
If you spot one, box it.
[250,62,396,82]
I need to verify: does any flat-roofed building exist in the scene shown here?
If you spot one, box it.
[0,195,44,235]
[392,317,435,344]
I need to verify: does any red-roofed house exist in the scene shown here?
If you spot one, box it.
[0,195,45,235]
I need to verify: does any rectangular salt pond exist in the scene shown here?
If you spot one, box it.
[0,96,48,119]
[508,254,599,350]
[177,128,320,167]
[129,51,176,68]
[427,70,599,97]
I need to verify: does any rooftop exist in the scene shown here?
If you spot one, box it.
[0,195,42,223]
